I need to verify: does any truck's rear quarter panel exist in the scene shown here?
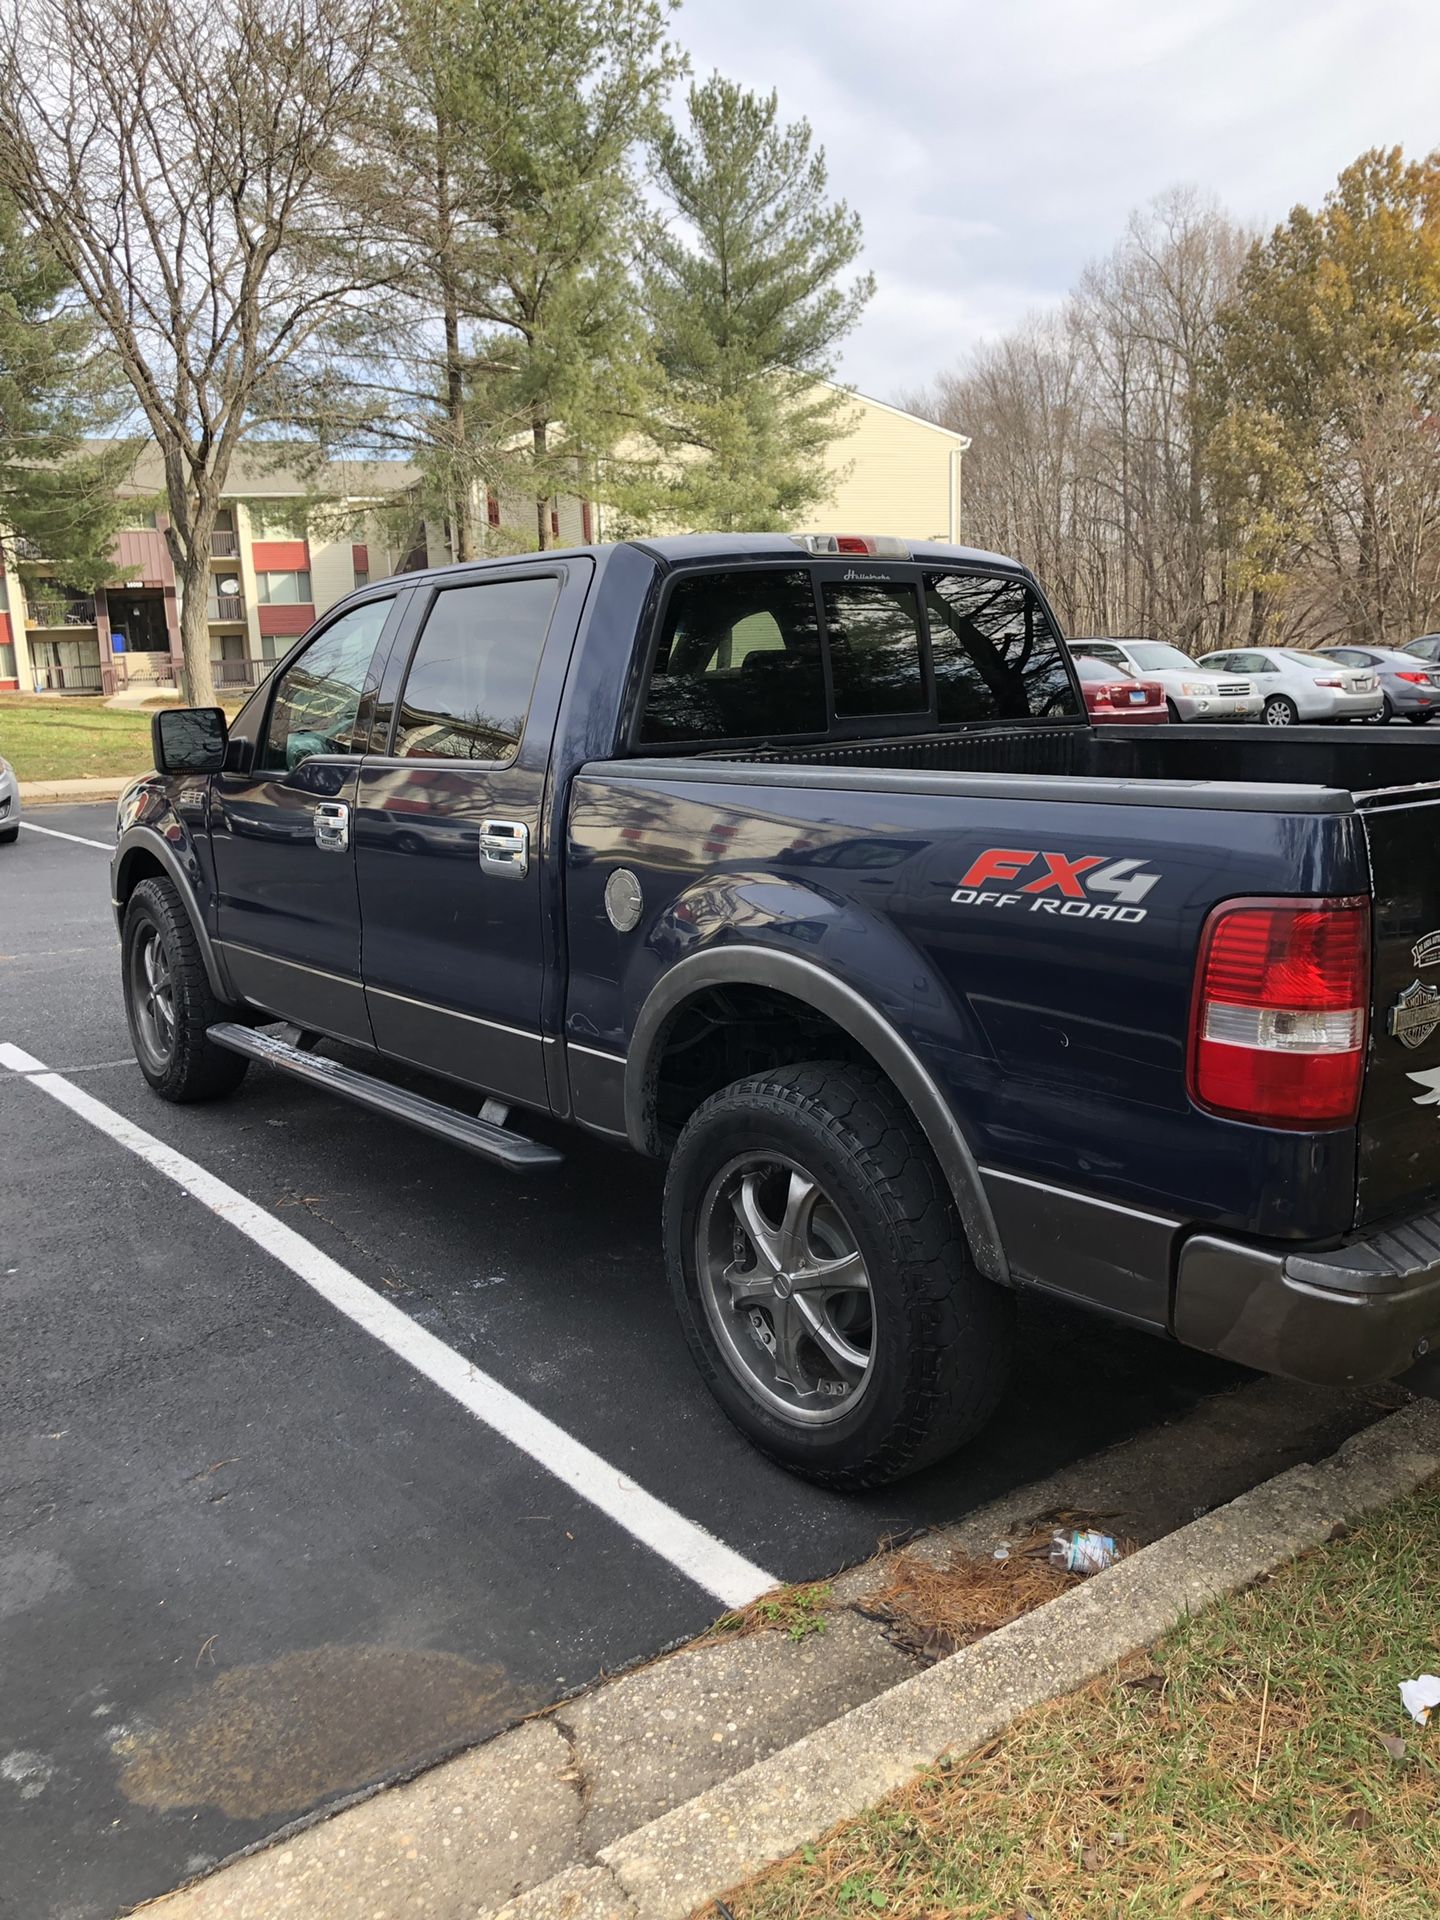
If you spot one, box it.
[566,763,1370,1245]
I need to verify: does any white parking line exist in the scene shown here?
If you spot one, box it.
[0,1041,776,1610]
[18,821,114,851]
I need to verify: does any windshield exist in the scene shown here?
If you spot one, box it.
[1124,643,1196,672]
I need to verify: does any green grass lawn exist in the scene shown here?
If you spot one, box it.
[728,1478,1440,1920]
[0,695,158,783]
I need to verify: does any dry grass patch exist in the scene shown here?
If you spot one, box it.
[722,1479,1440,1920]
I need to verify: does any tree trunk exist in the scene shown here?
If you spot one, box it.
[176,543,218,707]
[533,418,549,550]
[443,288,471,563]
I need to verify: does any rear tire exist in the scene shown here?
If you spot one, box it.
[1263,695,1298,727]
[122,877,249,1102]
[1407,710,1434,725]
[664,1061,1014,1488]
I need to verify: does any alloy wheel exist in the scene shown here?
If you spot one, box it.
[132,924,176,1065]
[696,1152,875,1425]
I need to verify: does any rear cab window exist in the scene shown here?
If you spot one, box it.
[636,562,1078,749]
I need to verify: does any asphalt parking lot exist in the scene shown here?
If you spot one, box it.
[0,805,1394,1920]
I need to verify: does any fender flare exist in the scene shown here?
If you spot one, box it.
[113,825,233,1005]
[625,946,1009,1283]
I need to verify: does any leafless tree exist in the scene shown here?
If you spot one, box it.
[0,0,388,702]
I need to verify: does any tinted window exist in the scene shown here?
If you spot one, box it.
[926,573,1079,721]
[640,570,824,744]
[394,577,560,762]
[259,599,392,771]
[824,581,926,716]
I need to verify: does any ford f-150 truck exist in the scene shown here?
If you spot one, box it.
[112,533,1440,1486]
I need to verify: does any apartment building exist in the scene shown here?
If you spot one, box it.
[0,448,421,697]
[0,390,968,696]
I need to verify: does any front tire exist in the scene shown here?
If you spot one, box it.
[1165,698,1183,723]
[0,825,18,845]
[122,877,249,1102]
[664,1062,1013,1488]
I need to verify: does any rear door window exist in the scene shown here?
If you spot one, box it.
[639,570,826,744]
[926,573,1079,720]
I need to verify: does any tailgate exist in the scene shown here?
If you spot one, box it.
[1357,786,1440,1223]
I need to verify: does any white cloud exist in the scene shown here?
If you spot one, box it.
[672,0,1440,395]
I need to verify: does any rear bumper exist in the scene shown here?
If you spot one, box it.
[1173,1211,1440,1386]
[1309,690,1384,721]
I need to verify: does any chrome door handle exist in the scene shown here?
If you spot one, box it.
[313,801,350,853]
[479,817,529,880]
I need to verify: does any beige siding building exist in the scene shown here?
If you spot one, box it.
[814,388,970,542]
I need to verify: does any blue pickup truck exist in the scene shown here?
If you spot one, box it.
[112,533,1440,1486]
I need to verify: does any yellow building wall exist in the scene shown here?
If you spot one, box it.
[813,395,963,542]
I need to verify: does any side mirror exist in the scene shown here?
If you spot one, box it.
[152,707,228,775]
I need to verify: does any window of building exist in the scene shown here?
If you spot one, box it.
[823,580,926,717]
[926,573,1080,722]
[0,640,15,680]
[259,599,393,771]
[486,491,500,529]
[550,504,560,539]
[392,576,560,762]
[354,567,369,591]
[256,570,313,605]
[639,570,826,746]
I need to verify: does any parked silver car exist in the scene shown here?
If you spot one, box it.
[1315,645,1440,724]
[1196,647,1382,726]
[1401,633,1440,666]
[1070,638,1261,722]
[0,756,19,844]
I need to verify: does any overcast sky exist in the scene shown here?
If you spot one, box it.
[674,0,1440,402]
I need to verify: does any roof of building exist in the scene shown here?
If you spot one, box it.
[95,440,422,502]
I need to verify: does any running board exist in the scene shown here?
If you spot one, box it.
[207,1023,563,1173]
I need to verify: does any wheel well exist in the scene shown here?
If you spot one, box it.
[115,848,166,905]
[649,984,872,1145]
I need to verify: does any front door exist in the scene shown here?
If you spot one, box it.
[209,595,404,1042]
[354,563,588,1107]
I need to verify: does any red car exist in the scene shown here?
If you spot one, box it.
[1074,653,1169,724]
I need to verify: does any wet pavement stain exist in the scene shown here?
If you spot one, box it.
[116,1644,530,1820]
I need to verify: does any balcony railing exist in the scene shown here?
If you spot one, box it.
[207,595,245,621]
[211,529,239,556]
[28,597,96,627]
[111,654,177,689]
[212,656,264,688]
[33,661,103,692]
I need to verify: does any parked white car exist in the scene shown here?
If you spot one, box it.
[1070,639,1261,722]
[1196,647,1383,726]
[0,756,19,844]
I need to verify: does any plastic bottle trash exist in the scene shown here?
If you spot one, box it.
[1400,1675,1440,1725]
[1049,1528,1119,1576]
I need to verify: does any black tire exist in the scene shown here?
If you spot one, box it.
[1407,710,1434,725]
[1377,694,1396,724]
[0,825,18,845]
[122,877,249,1102]
[664,1061,1014,1488]
[1262,695,1298,727]
[1165,698,1183,723]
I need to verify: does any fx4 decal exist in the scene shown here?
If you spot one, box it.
[951,848,1161,924]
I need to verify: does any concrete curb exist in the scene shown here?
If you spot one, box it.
[494,1398,1440,1920]
[18,776,133,803]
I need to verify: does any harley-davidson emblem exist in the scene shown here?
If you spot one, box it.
[1388,979,1440,1049]
[1414,930,1440,969]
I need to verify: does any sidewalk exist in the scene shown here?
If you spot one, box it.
[18,775,134,803]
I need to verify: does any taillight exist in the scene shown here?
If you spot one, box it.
[1314,675,1343,688]
[1397,671,1429,684]
[1188,897,1370,1128]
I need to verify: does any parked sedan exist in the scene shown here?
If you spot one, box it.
[1073,654,1169,724]
[0,755,19,845]
[1069,638,1261,722]
[1196,647,1382,726]
[1315,646,1440,724]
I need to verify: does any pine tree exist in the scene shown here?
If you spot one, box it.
[0,186,131,588]
[637,75,873,532]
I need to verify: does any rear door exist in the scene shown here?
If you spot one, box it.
[354,560,591,1107]
[209,593,406,1041]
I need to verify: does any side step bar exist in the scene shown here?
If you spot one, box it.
[207,1023,564,1173]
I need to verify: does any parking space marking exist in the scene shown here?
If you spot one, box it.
[0,1041,777,1610]
[18,821,115,851]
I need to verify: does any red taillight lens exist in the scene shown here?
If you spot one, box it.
[1188,897,1370,1128]
[834,535,871,553]
[1397,671,1429,684]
